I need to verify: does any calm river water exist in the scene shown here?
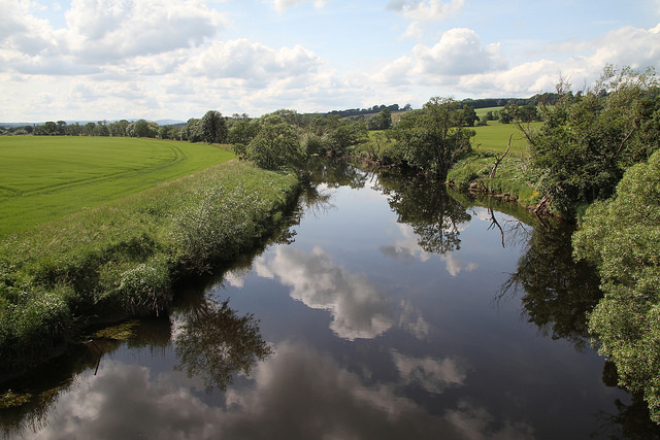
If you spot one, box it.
[2,163,658,439]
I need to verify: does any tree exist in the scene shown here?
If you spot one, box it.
[95,121,109,136]
[523,67,660,219]
[228,118,260,147]
[573,149,660,422]
[82,122,96,136]
[109,120,129,137]
[246,115,305,170]
[183,118,203,142]
[65,123,82,136]
[57,121,67,135]
[391,97,473,179]
[201,110,228,144]
[367,109,392,130]
[461,105,478,127]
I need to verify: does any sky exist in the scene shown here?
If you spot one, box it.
[1,0,660,122]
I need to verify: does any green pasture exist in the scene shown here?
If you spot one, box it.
[471,121,540,157]
[474,106,503,118]
[0,136,234,235]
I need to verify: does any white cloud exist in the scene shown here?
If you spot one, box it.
[183,39,323,86]
[413,28,507,77]
[255,246,395,340]
[63,0,226,63]
[388,0,465,22]
[269,0,331,13]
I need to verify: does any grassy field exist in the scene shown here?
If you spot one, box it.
[0,136,234,236]
[471,121,541,157]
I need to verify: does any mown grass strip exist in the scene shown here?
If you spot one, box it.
[0,160,300,374]
[0,136,235,236]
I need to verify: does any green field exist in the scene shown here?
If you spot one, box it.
[0,136,235,235]
[471,121,541,157]
[474,106,503,118]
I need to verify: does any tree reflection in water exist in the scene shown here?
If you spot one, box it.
[498,225,603,351]
[378,173,471,254]
[173,295,272,392]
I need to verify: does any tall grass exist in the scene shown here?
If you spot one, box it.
[0,161,299,373]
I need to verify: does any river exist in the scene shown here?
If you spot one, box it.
[1,163,658,439]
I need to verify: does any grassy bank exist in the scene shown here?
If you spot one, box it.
[0,160,300,374]
[447,120,546,210]
[0,136,234,235]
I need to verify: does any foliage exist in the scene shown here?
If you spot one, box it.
[525,66,660,219]
[201,110,228,144]
[227,117,260,151]
[367,109,392,130]
[573,149,660,422]
[245,114,306,170]
[390,97,474,179]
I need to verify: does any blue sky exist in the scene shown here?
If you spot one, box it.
[1,0,659,122]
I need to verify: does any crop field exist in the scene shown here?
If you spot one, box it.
[0,136,235,235]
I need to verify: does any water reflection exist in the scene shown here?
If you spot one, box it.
[378,173,471,254]
[498,225,603,351]
[173,295,272,392]
[8,342,538,440]
[255,246,394,340]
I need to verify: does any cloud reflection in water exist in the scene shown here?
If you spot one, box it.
[255,246,395,340]
[22,343,535,440]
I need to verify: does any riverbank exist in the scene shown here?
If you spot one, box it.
[447,152,549,214]
[0,160,300,377]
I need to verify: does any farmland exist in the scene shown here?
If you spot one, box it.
[0,136,234,236]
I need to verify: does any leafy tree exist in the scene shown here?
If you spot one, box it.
[109,120,129,137]
[34,121,59,135]
[158,125,174,140]
[127,119,157,138]
[573,149,660,422]
[201,110,228,144]
[461,105,478,127]
[524,67,659,219]
[367,109,392,130]
[391,97,473,179]
[95,121,109,137]
[245,115,305,170]
[65,123,81,136]
[228,118,260,148]
[82,122,96,136]
[183,118,203,142]
[57,120,67,135]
